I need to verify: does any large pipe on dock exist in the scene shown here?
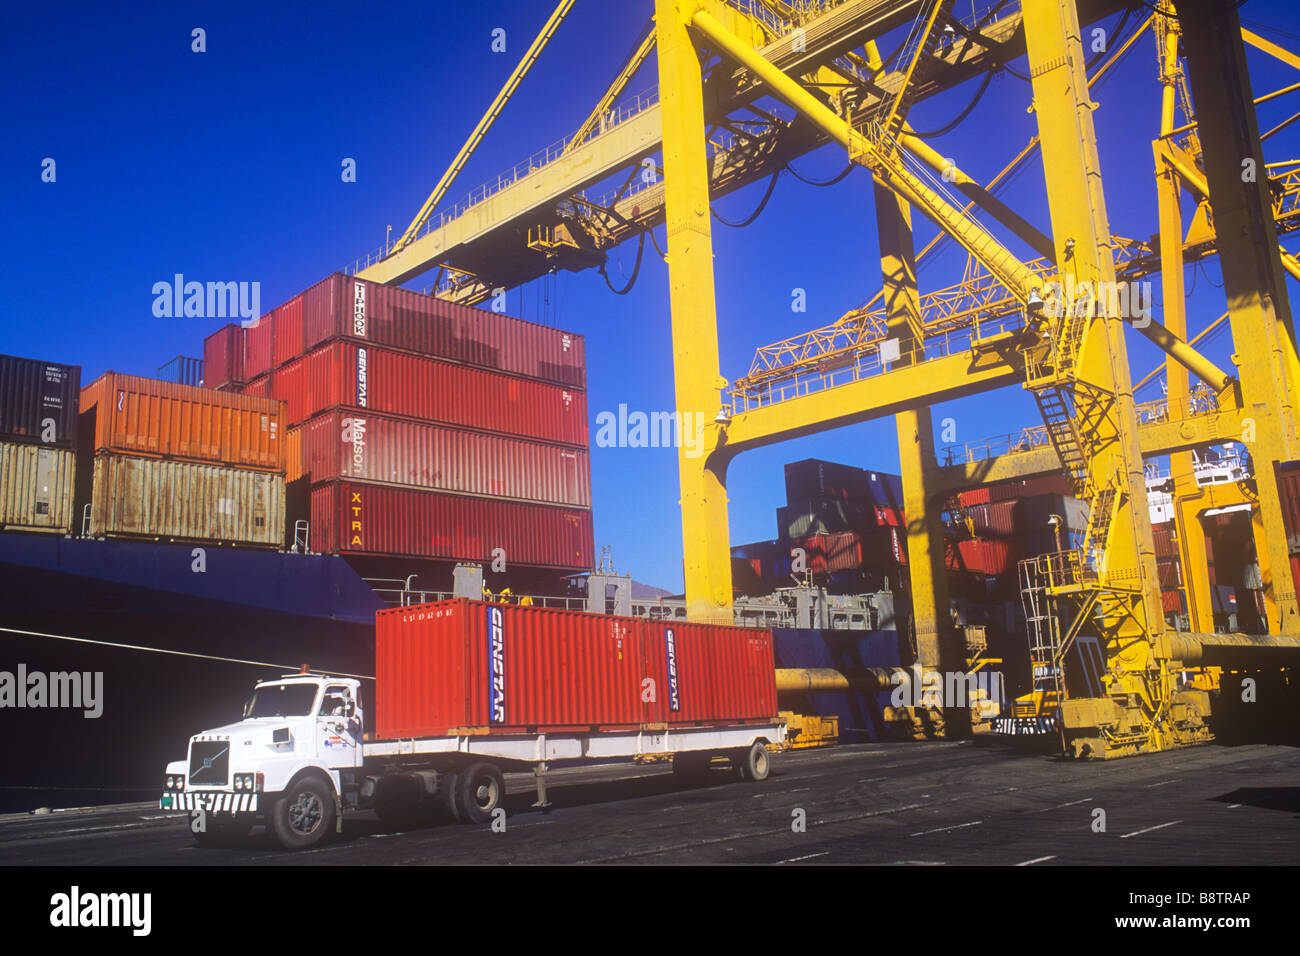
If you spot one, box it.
[1165,631,1300,665]
[774,667,905,694]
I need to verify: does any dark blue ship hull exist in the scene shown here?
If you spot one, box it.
[0,534,384,812]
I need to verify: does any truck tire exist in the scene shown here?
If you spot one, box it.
[441,771,462,822]
[452,763,503,825]
[268,776,336,850]
[737,742,771,782]
[193,818,251,847]
[672,751,712,780]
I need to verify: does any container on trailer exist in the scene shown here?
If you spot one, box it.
[247,341,587,445]
[80,373,285,472]
[309,480,593,569]
[374,598,776,739]
[0,441,76,533]
[295,407,591,507]
[203,324,245,390]
[0,353,80,448]
[88,453,284,546]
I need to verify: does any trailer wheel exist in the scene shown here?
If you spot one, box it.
[737,742,771,782]
[268,776,336,850]
[452,763,504,824]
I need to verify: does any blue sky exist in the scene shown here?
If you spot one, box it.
[3,1,1299,592]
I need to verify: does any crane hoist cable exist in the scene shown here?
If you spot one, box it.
[711,169,781,227]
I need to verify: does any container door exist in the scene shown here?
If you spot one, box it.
[34,447,53,525]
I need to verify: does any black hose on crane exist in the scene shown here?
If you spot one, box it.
[599,230,647,295]
[711,169,781,227]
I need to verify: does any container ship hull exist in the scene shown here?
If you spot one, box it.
[0,533,383,813]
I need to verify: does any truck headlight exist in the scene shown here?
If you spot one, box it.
[233,773,256,791]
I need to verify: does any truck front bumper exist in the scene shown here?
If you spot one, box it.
[160,792,260,813]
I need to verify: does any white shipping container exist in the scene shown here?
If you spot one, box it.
[90,453,284,547]
[0,440,75,532]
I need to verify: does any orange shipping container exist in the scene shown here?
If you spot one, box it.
[80,373,285,472]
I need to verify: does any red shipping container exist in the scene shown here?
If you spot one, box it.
[1161,589,1184,614]
[966,500,1018,537]
[958,487,991,507]
[298,274,587,388]
[271,293,306,368]
[860,526,906,568]
[310,481,593,569]
[1153,521,1177,560]
[1157,557,1181,589]
[249,341,587,446]
[989,474,1072,502]
[296,407,591,507]
[873,505,905,528]
[947,538,1020,574]
[202,324,244,389]
[374,599,776,739]
[243,314,274,381]
[1276,461,1300,552]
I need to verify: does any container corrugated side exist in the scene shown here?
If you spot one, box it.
[202,324,245,389]
[271,293,306,369]
[1276,460,1300,554]
[0,441,75,532]
[89,453,284,546]
[80,373,285,472]
[253,340,587,445]
[243,314,274,381]
[301,273,586,388]
[310,481,593,569]
[0,353,80,448]
[644,619,777,725]
[297,407,591,507]
[374,599,775,739]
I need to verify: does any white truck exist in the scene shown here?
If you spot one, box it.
[160,671,786,850]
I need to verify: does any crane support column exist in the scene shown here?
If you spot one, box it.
[1022,0,1176,757]
[877,185,961,704]
[1180,0,1300,633]
[655,0,733,624]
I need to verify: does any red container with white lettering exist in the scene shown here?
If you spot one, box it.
[309,480,593,569]
[374,598,777,738]
[244,340,587,445]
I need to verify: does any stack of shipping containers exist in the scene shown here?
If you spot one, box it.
[204,273,593,583]
[731,459,908,596]
[0,353,80,534]
[77,373,286,547]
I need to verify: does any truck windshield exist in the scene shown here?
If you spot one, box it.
[244,684,319,718]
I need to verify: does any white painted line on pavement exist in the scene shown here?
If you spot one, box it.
[1120,820,1182,839]
[910,820,983,837]
[1015,855,1057,866]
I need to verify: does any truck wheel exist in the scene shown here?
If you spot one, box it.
[268,776,336,850]
[738,742,771,782]
[452,763,503,824]
[672,751,712,780]
[441,771,462,822]
[193,818,251,847]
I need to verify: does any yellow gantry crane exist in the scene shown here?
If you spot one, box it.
[357,0,1300,758]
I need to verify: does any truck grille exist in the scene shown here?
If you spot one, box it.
[188,740,230,787]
